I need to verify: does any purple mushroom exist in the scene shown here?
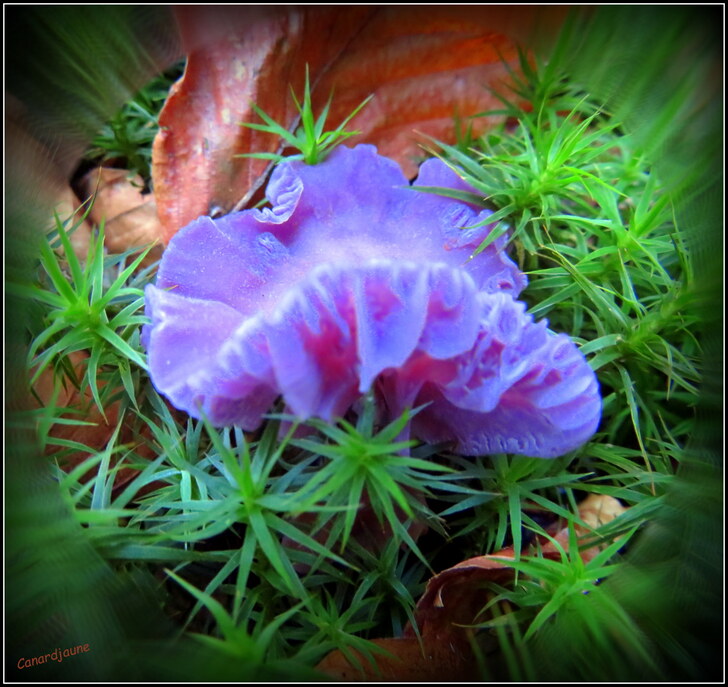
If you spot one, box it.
[142,144,600,458]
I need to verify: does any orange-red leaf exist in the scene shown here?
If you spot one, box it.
[152,6,567,242]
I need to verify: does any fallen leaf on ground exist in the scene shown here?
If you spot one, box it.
[152,6,567,242]
[317,493,629,680]
[316,636,477,682]
[80,166,163,260]
[407,547,521,645]
[542,493,628,562]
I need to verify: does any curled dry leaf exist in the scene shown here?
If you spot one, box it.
[80,167,163,260]
[316,551,521,681]
[152,5,567,242]
[542,493,628,563]
[317,493,629,681]
[406,548,521,646]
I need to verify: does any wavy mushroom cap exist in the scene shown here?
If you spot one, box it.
[143,144,600,458]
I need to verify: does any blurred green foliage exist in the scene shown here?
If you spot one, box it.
[5,5,722,681]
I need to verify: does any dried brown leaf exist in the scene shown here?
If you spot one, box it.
[317,492,630,681]
[316,636,478,682]
[541,493,629,563]
[152,6,567,242]
[80,167,163,259]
